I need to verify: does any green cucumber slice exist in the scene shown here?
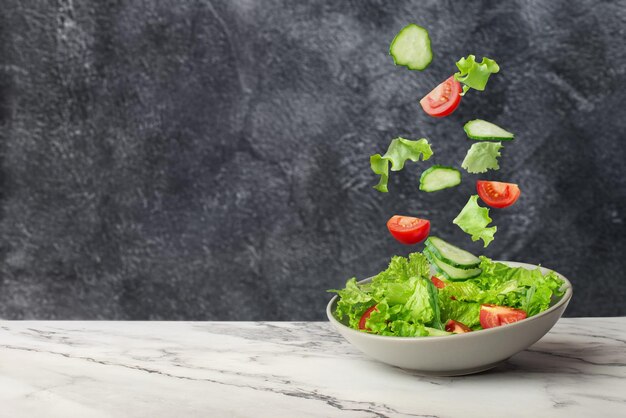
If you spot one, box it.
[389,24,432,71]
[425,327,452,337]
[424,248,482,281]
[464,119,514,141]
[419,166,461,192]
[425,236,480,269]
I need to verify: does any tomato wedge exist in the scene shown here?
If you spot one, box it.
[476,181,521,209]
[358,305,378,331]
[387,216,430,245]
[420,76,462,118]
[430,276,447,289]
[479,304,528,329]
[445,319,472,334]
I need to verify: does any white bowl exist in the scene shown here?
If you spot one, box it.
[327,261,573,376]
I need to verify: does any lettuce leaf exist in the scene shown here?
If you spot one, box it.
[370,138,433,192]
[454,55,500,95]
[453,195,497,247]
[370,154,389,193]
[462,142,502,174]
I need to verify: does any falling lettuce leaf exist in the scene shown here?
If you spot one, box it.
[453,195,497,247]
[461,142,503,174]
[454,55,500,95]
[370,137,433,192]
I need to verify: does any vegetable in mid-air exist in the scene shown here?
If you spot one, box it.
[461,142,503,174]
[419,166,461,192]
[419,76,463,117]
[454,55,500,95]
[479,304,527,329]
[453,195,497,247]
[389,24,433,71]
[464,119,514,141]
[371,137,433,192]
[476,180,521,209]
[387,215,431,245]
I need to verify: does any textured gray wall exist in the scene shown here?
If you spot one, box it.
[0,0,624,319]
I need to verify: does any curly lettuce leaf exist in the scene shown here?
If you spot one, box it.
[453,195,497,247]
[328,278,374,329]
[462,142,502,174]
[370,154,389,193]
[438,297,481,328]
[454,55,500,95]
[370,138,433,192]
[383,138,433,171]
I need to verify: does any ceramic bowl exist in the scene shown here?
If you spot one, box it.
[327,261,573,376]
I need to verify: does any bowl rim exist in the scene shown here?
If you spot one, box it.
[326,260,573,341]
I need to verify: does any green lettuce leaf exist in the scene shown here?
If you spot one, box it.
[462,142,503,174]
[453,195,497,247]
[328,278,374,329]
[454,55,500,95]
[403,277,435,324]
[370,154,389,193]
[383,138,433,171]
[438,297,481,328]
[370,138,433,192]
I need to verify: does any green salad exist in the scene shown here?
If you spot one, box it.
[329,237,565,337]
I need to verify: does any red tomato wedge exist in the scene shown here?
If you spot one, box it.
[387,215,430,245]
[476,181,521,209]
[431,276,447,289]
[479,304,528,329]
[445,319,472,334]
[420,76,462,117]
[358,305,378,331]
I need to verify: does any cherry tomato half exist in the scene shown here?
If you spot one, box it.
[431,276,447,289]
[479,304,528,329]
[476,181,521,209]
[419,76,463,118]
[445,319,472,334]
[387,216,431,245]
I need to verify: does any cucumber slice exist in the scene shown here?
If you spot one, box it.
[425,236,480,269]
[419,166,461,192]
[464,120,514,141]
[389,24,432,71]
[424,248,482,281]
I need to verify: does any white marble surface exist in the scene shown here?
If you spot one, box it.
[0,318,624,418]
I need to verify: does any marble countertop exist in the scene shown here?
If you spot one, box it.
[1,318,624,418]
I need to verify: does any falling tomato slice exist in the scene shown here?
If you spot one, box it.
[387,215,431,245]
[476,181,521,209]
[420,76,463,117]
[479,304,528,329]
[445,319,472,334]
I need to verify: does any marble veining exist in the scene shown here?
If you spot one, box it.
[0,318,624,417]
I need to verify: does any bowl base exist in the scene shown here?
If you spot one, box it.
[394,358,508,377]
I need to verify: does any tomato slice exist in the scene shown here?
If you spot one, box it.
[431,276,447,289]
[358,305,378,331]
[445,319,472,334]
[476,181,521,209]
[479,304,528,329]
[420,76,462,118]
[387,216,430,245]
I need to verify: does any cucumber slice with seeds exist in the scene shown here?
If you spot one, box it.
[389,24,433,71]
[464,120,514,141]
[419,166,461,192]
[424,248,482,281]
[425,236,480,269]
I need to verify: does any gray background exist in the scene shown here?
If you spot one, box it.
[0,0,624,320]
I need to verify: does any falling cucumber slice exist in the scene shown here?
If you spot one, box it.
[389,24,433,71]
[464,120,515,141]
[419,166,461,192]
